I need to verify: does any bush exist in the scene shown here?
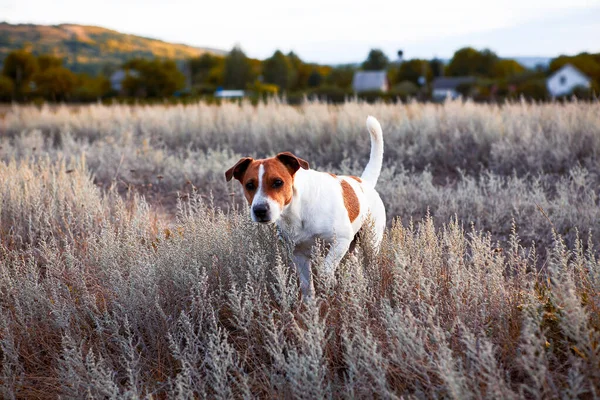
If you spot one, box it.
[0,159,598,397]
[456,81,477,97]
[249,81,279,95]
[517,79,549,101]
[356,90,387,103]
[571,85,594,100]
[307,85,352,103]
[392,80,419,95]
[1,100,600,397]
[192,83,218,95]
[0,75,14,101]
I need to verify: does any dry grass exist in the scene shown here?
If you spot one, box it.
[0,99,599,398]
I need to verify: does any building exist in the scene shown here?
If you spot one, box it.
[431,77,476,100]
[214,89,245,99]
[546,64,591,97]
[352,71,389,93]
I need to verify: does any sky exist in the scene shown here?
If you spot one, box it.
[2,0,600,63]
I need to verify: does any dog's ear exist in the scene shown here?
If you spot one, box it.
[225,157,253,182]
[276,152,310,175]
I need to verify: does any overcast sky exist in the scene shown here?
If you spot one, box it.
[2,0,600,63]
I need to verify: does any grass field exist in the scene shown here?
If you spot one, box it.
[0,99,599,398]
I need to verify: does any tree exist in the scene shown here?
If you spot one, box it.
[492,59,525,78]
[33,67,77,101]
[395,59,432,85]
[362,49,389,71]
[190,53,223,85]
[516,79,548,101]
[429,58,444,78]
[121,58,185,98]
[391,80,419,98]
[326,66,355,89]
[285,52,330,91]
[37,55,63,72]
[73,73,111,101]
[2,50,38,99]
[262,50,294,91]
[286,51,303,90]
[447,47,499,77]
[455,81,477,97]
[223,45,253,89]
[205,64,225,86]
[0,76,14,101]
[307,70,323,88]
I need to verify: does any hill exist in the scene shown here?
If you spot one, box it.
[0,22,226,74]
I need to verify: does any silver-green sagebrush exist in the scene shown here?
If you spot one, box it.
[0,99,599,398]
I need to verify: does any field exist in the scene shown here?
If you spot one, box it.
[0,99,599,398]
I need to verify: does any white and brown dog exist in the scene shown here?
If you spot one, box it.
[226,116,386,299]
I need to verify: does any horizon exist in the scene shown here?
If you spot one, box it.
[2,0,600,64]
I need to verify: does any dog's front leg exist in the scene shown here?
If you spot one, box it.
[323,237,352,276]
[293,251,314,301]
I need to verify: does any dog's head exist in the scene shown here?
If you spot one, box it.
[225,152,309,223]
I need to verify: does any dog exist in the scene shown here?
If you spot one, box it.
[225,116,386,299]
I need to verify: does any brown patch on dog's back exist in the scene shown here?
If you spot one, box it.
[328,172,337,178]
[349,176,362,183]
[341,180,360,222]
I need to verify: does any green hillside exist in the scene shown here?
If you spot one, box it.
[0,22,226,74]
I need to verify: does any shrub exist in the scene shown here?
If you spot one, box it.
[517,79,549,101]
[0,162,598,397]
[1,100,599,397]
[392,80,419,95]
[0,76,14,101]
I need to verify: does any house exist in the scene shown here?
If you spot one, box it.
[214,89,245,99]
[431,77,476,100]
[546,64,591,97]
[352,71,388,93]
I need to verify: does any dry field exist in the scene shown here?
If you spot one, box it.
[0,99,599,398]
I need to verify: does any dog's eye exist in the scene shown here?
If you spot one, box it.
[272,179,283,188]
[245,182,255,191]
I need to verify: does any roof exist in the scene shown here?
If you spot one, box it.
[548,63,591,83]
[432,76,476,90]
[352,71,388,92]
[215,90,245,98]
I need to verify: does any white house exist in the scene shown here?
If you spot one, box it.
[352,71,388,92]
[546,64,591,97]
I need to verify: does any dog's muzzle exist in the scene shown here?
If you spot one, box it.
[252,203,271,223]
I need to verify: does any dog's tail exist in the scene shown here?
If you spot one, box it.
[361,116,384,186]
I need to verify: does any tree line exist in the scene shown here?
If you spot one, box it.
[1,45,598,103]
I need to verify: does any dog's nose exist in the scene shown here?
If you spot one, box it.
[253,204,269,219]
